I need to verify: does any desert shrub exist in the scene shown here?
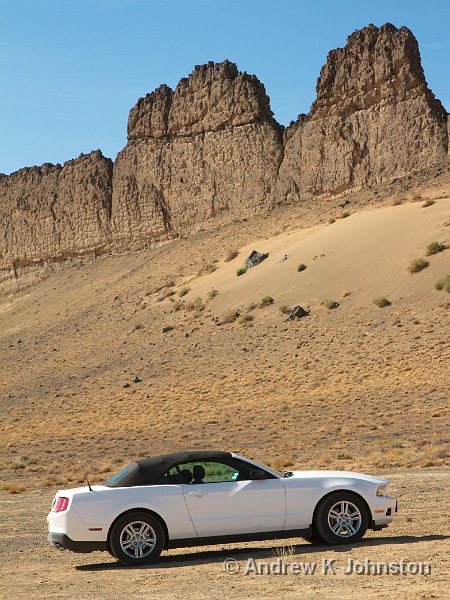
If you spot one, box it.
[322,298,339,309]
[407,258,429,274]
[239,313,254,324]
[341,211,350,219]
[224,248,239,262]
[297,263,307,272]
[279,305,291,314]
[435,275,450,292]
[328,218,336,224]
[422,199,435,208]
[98,465,111,474]
[221,310,239,324]
[260,296,274,308]
[197,262,216,276]
[236,267,247,277]
[178,287,190,297]
[207,289,219,299]
[373,297,392,308]
[426,241,448,256]
[192,297,205,312]
[247,302,257,312]
[2,483,26,494]
[173,300,183,311]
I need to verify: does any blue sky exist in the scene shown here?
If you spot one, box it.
[1,0,449,174]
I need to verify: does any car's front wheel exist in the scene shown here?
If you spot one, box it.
[109,511,165,566]
[314,492,368,545]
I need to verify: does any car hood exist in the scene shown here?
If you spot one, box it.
[285,470,388,485]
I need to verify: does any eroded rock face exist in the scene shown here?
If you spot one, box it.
[0,151,113,289]
[278,23,449,201]
[112,60,284,243]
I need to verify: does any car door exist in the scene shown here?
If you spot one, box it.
[179,459,286,537]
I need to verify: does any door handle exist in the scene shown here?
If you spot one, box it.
[188,492,207,497]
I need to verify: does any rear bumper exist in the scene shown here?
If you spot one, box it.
[48,532,107,553]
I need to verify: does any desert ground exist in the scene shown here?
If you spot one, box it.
[0,175,449,598]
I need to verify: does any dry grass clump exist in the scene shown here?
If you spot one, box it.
[407,258,429,274]
[279,305,291,314]
[178,286,190,297]
[197,262,217,276]
[173,300,183,311]
[236,267,247,277]
[260,296,274,308]
[239,313,254,326]
[425,241,448,256]
[341,211,351,219]
[328,217,336,224]
[435,275,450,292]
[422,199,435,208]
[2,483,26,494]
[221,309,239,324]
[373,297,392,308]
[321,298,339,309]
[224,248,239,262]
[98,465,111,474]
[247,302,257,312]
[186,297,205,312]
[207,289,219,299]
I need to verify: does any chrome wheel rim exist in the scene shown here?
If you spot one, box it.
[327,500,361,538]
[119,521,156,559]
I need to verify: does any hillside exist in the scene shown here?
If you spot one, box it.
[1,189,448,491]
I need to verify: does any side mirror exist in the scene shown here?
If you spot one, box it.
[250,469,268,480]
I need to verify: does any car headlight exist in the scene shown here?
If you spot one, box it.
[376,484,388,497]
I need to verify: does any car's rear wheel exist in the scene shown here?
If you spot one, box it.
[109,511,165,566]
[314,492,368,545]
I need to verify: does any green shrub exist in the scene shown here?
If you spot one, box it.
[322,298,339,310]
[297,263,307,272]
[435,275,450,292]
[178,286,190,297]
[193,297,204,311]
[422,199,435,208]
[328,218,336,224]
[260,296,274,308]
[173,300,183,311]
[426,241,448,256]
[236,267,247,277]
[407,258,429,274]
[373,297,392,308]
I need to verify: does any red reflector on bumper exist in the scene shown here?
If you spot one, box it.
[374,509,385,513]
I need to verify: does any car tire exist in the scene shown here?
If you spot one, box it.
[302,528,325,545]
[109,511,165,566]
[314,492,369,545]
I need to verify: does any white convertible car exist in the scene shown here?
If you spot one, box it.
[47,451,397,566]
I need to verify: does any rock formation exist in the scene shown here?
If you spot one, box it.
[112,60,284,244]
[277,23,448,201]
[0,151,113,289]
[0,24,448,292]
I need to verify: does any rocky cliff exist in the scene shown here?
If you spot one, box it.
[277,23,448,201]
[0,151,113,289]
[112,60,284,244]
[0,24,448,292]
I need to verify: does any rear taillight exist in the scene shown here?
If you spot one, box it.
[54,497,69,512]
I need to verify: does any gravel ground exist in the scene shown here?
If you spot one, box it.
[1,469,448,600]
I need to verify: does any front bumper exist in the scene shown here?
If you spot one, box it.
[370,495,397,529]
[48,532,107,553]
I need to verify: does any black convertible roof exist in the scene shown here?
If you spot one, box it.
[105,450,232,487]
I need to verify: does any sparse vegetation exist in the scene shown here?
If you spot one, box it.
[373,297,392,308]
[239,313,254,325]
[407,258,429,274]
[435,275,450,292]
[197,262,216,275]
[426,241,448,256]
[221,309,239,324]
[98,465,111,474]
[246,302,257,312]
[236,267,247,277]
[173,300,183,311]
[178,286,190,297]
[297,263,307,272]
[207,288,219,299]
[224,248,239,262]
[2,483,26,494]
[322,298,339,309]
[279,305,291,314]
[422,199,435,208]
[260,296,274,308]
[328,217,336,224]
[341,211,350,219]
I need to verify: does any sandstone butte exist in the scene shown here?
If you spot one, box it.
[0,23,448,292]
